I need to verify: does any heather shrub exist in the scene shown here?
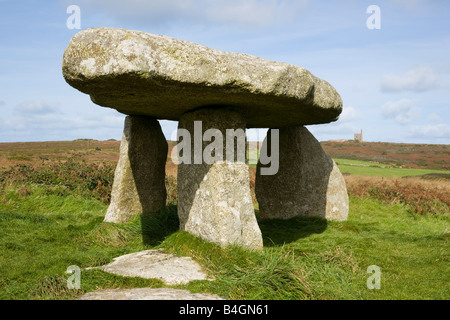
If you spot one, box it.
[0,158,180,207]
[344,175,449,215]
[0,158,115,204]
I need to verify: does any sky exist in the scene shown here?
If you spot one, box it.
[0,0,449,144]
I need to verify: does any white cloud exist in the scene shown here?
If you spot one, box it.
[444,62,450,73]
[307,122,359,142]
[427,113,441,123]
[381,99,420,125]
[67,0,309,29]
[206,1,277,27]
[339,106,360,122]
[15,100,60,115]
[390,0,427,9]
[205,0,309,28]
[410,111,450,141]
[4,111,123,132]
[1,99,126,142]
[380,66,442,93]
[408,123,450,140]
[246,128,269,142]
[388,0,442,15]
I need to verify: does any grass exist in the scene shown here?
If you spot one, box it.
[0,181,448,300]
[335,159,450,177]
[250,156,449,177]
[0,186,164,299]
[0,153,448,300]
[7,156,32,161]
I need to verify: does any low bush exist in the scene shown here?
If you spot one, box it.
[344,175,450,215]
[0,159,115,204]
[0,158,179,206]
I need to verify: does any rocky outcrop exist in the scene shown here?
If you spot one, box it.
[255,126,349,221]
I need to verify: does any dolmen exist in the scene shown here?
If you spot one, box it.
[62,28,349,251]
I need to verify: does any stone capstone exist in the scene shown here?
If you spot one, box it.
[104,116,167,223]
[176,108,263,251]
[255,126,349,221]
[87,249,213,285]
[79,288,224,300]
[62,27,343,128]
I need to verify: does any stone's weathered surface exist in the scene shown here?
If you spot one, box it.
[255,126,349,221]
[104,116,167,223]
[62,27,342,128]
[87,249,213,285]
[177,108,263,251]
[79,288,224,300]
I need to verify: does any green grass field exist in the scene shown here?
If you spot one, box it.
[249,155,450,178]
[0,182,448,300]
[0,149,448,300]
[334,158,450,177]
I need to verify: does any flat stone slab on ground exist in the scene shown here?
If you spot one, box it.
[88,249,213,285]
[62,27,343,128]
[79,288,224,300]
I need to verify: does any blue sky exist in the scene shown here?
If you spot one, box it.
[0,0,449,144]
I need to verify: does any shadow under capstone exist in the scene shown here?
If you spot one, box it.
[257,215,328,247]
[140,204,180,246]
[138,204,328,249]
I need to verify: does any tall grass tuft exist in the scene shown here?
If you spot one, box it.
[160,232,313,300]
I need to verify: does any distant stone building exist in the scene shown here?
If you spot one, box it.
[354,129,363,142]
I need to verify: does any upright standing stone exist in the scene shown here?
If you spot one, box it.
[176,108,263,251]
[255,126,349,221]
[104,116,168,223]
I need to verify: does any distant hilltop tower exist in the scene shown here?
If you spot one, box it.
[354,129,363,142]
